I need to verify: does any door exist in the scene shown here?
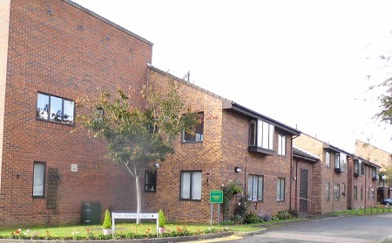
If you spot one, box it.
[299,169,309,212]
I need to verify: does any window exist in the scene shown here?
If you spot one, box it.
[340,153,347,172]
[33,162,46,197]
[37,93,75,124]
[334,183,340,201]
[144,170,157,192]
[325,183,330,201]
[249,119,274,150]
[360,160,365,175]
[372,167,378,180]
[277,178,285,201]
[360,187,363,200]
[248,175,263,202]
[180,171,202,200]
[334,153,340,169]
[325,151,331,168]
[353,186,358,200]
[182,112,204,143]
[278,134,286,156]
[354,159,360,175]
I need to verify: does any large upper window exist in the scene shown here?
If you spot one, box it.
[33,162,46,197]
[277,178,285,201]
[144,170,157,192]
[334,152,347,172]
[249,119,274,150]
[248,175,263,202]
[278,134,286,156]
[180,171,202,200]
[325,151,331,168]
[37,93,75,124]
[354,159,360,175]
[334,153,340,170]
[182,112,204,143]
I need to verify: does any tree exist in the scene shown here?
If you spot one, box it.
[76,77,199,222]
[375,79,392,124]
[366,33,392,124]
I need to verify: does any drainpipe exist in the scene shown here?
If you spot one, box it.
[295,159,298,212]
[364,166,367,209]
[290,134,300,211]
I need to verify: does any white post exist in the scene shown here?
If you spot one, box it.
[210,204,213,226]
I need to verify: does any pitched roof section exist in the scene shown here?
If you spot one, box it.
[148,65,300,136]
[223,102,300,135]
[293,146,319,163]
[64,0,153,46]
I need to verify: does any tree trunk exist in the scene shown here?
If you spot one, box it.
[135,175,142,224]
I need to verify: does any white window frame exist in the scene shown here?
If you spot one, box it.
[180,171,202,200]
[278,134,286,156]
[334,153,340,169]
[33,162,46,197]
[248,175,263,202]
[250,119,274,150]
[325,151,331,168]
[277,177,285,201]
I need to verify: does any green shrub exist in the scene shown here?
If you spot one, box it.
[275,210,292,220]
[158,209,166,227]
[243,212,261,224]
[102,209,112,229]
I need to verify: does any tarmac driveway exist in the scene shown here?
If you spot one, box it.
[230,214,392,243]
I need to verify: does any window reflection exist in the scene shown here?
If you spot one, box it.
[36,93,75,125]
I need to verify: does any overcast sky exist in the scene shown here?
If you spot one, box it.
[72,0,392,153]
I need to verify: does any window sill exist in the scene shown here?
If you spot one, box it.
[248,146,274,156]
[179,199,202,202]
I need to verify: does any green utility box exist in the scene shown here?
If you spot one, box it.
[81,202,101,225]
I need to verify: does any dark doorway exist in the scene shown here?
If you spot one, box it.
[299,169,309,212]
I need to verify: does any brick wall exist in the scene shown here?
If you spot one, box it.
[143,68,224,223]
[348,157,378,209]
[145,67,296,223]
[1,0,152,226]
[291,159,317,214]
[294,133,348,214]
[355,139,392,170]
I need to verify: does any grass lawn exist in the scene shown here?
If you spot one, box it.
[0,217,307,240]
[0,222,230,240]
[1,212,366,240]
[325,206,392,216]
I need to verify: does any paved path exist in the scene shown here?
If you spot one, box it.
[260,231,374,243]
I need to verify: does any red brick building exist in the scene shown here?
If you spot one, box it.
[0,0,153,226]
[291,146,319,214]
[347,157,379,209]
[144,67,300,223]
[294,133,380,214]
[1,0,382,228]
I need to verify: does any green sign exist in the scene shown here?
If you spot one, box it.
[210,190,223,204]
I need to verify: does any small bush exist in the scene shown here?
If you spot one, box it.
[102,209,112,229]
[243,212,261,224]
[274,210,292,220]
